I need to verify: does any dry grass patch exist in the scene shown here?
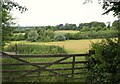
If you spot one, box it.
[55,30,80,34]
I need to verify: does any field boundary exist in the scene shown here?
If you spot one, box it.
[1,51,94,82]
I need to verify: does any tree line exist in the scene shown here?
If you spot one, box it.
[10,20,119,42]
[14,21,107,33]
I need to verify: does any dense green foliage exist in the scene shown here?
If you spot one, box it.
[10,20,118,42]
[85,0,120,44]
[54,34,66,41]
[27,31,39,42]
[86,39,120,83]
[4,43,66,54]
[24,29,54,42]
[14,21,106,31]
[37,29,54,42]
[65,29,117,40]
[102,1,120,17]
[10,34,25,41]
[83,1,120,83]
[1,0,27,46]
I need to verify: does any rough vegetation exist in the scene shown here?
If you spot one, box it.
[86,39,120,83]
[4,43,66,54]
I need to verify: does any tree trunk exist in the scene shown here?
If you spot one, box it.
[118,18,120,44]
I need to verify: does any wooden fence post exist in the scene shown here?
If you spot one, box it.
[88,50,95,56]
[49,46,51,52]
[72,56,75,79]
[15,44,17,55]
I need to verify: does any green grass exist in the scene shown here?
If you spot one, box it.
[2,55,87,82]
[3,39,102,82]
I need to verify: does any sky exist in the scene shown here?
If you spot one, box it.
[12,0,118,26]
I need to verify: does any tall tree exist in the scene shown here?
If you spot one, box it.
[1,0,27,47]
[102,1,120,44]
[102,1,120,16]
[84,0,120,44]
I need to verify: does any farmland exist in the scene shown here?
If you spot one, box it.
[9,39,102,54]
[4,38,99,82]
[3,28,103,82]
[3,21,117,82]
[2,0,120,82]
[54,30,80,34]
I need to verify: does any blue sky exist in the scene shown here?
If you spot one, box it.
[12,0,117,26]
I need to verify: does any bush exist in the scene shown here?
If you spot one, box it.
[37,29,54,42]
[73,33,81,40]
[41,36,52,42]
[27,31,38,42]
[54,34,66,41]
[86,39,120,83]
[65,33,75,40]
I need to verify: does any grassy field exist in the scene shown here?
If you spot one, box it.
[54,30,80,34]
[3,56,86,82]
[10,39,102,54]
[3,39,103,82]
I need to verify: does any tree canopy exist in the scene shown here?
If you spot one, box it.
[84,0,120,43]
[1,0,27,47]
[84,0,120,17]
[102,1,120,17]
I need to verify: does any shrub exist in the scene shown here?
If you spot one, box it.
[37,29,54,42]
[54,34,66,41]
[41,36,52,42]
[73,33,81,40]
[86,39,120,83]
[27,31,38,42]
[24,32,28,39]
[65,33,74,40]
